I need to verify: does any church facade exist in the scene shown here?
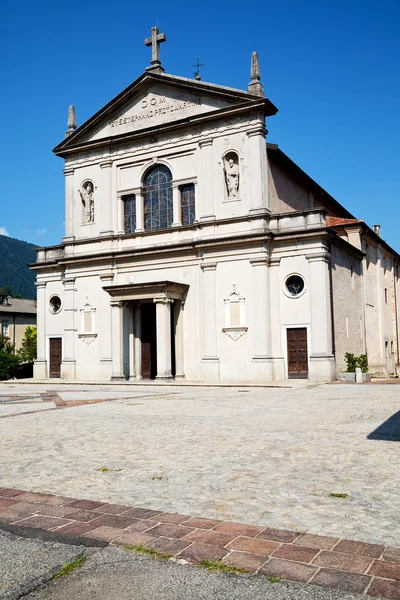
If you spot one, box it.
[33,29,400,382]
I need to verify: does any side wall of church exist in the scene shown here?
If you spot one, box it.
[268,161,313,214]
[330,244,364,373]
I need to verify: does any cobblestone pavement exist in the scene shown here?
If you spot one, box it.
[0,383,399,547]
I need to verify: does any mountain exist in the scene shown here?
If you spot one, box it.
[0,235,38,299]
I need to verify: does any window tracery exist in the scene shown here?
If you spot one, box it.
[143,165,173,231]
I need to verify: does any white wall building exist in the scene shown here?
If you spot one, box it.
[33,29,400,382]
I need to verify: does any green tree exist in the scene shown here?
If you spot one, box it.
[17,326,37,364]
[0,333,20,380]
[0,285,11,297]
[0,334,14,353]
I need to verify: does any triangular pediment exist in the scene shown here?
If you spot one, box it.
[54,72,278,155]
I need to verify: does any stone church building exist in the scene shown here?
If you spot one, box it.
[33,28,400,382]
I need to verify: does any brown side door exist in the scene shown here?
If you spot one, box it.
[49,338,62,378]
[287,328,308,379]
[141,342,151,379]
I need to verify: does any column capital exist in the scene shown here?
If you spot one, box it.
[198,138,213,148]
[250,258,269,267]
[201,262,217,272]
[63,166,75,176]
[35,282,47,289]
[100,159,113,169]
[63,278,76,287]
[306,252,331,263]
[246,126,267,138]
[153,297,174,305]
[110,300,124,308]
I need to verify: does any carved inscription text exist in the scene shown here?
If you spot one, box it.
[110,95,202,128]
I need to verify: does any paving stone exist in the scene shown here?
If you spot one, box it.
[294,533,338,550]
[256,528,299,543]
[84,526,126,542]
[126,519,157,532]
[222,551,267,572]
[182,517,223,529]
[147,536,193,555]
[88,514,138,529]
[227,536,280,556]
[123,507,163,520]
[37,506,79,518]
[177,542,228,563]
[259,558,318,582]
[384,548,400,563]
[184,529,235,548]
[313,550,372,573]
[0,498,17,510]
[144,523,194,539]
[63,509,101,522]
[156,512,191,524]
[369,559,400,581]
[14,515,71,530]
[15,492,53,504]
[272,544,320,563]
[334,540,384,559]
[367,578,400,599]
[214,522,263,537]
[112,531,159,546]
[92,503,133,515]
[311,568,371,594]
[0,489,25,498]
[56,521,101,536]
[66,499,108,510]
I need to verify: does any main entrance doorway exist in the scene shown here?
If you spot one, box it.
[139,301,177,379]
[49,338,62,378]
[287,328,308,379]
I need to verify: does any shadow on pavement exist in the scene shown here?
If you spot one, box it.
[367,410,400,441]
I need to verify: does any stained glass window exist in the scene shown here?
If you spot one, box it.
[181,184,195,226]
[124,194,136,234]
[143,165,173,231]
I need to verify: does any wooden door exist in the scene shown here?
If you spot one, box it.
[287,328,308,379]
[49,338,62,378]
[141,342,151,379]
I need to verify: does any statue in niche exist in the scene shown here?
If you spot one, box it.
[224,154,239,199]
[79,181,95,223]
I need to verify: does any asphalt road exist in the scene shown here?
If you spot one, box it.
[0,529,372,600]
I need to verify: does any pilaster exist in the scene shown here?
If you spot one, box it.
[172,184,182,227]
[63,166,75,243]
[198,139,216,222]
[247,125,269,215]
[34,282,48,379]
[99,159,114,236]
[135,188,145,233]
[268,257,285,380]
[154,298,174,380]
[174,300,184,378]
[61,278,76,379]
[110,300,125,380]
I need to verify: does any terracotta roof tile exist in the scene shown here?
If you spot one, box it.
[326,216,362,227]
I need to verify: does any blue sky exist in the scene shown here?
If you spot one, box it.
[1,0,399,249]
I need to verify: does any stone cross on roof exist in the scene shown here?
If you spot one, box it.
[145,26,167,74]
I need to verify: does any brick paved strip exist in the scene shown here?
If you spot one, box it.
[384,548,400,564]
[0,499,18,510]
[259,558,318,582]
[66,499,108,510]
[181,517,223,529]
[272,544,320,563]
[14,515,72,530]
[214,522,263,537]
[126,519,158,533]
[112,531,159,546]
[63,509,102,522]
[87,514,139,530]
[312,550,372,574]
[123,507,163,520]
[222,551,267,573]
[84,526,127,543]
[147,536,193,556]
[57,521,102,536]
[93,504,133,515]
[0,489,25,497]
[369,559,400,581]
[156,512,191,525]
[310,568,371,594]
[184,529,236,548]
[144,523,195,539]
[368,578,400,600]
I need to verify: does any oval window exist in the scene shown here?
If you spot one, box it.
[49,296,62,314]
[285,275,305,297]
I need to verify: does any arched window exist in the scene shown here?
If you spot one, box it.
[181,184,195,226]
[143,165,173,231]
[123,194,136,234]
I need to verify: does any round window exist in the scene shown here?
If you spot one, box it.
[49,296,62,314]
[285,275,305,297]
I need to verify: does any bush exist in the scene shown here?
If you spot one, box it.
[17,326,37,364]
[345,353,368,373]
[0,350,20,380]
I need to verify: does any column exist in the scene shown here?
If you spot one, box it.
[128,304,135,380]
[201,263,218,359]
[135,189,144,232]
[154,298,173,379]
[110,300,125,380]
[247,125,268,214]
[134,302,142,380]
[172,184,182,227]
[174,300,184,378]
[99,159,114,236]
[268,257,285,379]
[63,166,75,243]
[34,282,48,378]
[307,251,335,381]
[250,259,269,359]
[61,278,76,379]
[198,138,215,221]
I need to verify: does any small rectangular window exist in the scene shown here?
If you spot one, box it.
[1,320,9,337]
[385,288,388,304]
[350,265,354,291]
[181,184,195,226]
[123,194,136,234]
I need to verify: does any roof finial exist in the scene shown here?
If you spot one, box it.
[145,26,166,74]
[193,58,204,81]
[65,105,77,138]
[248,52,264,97]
